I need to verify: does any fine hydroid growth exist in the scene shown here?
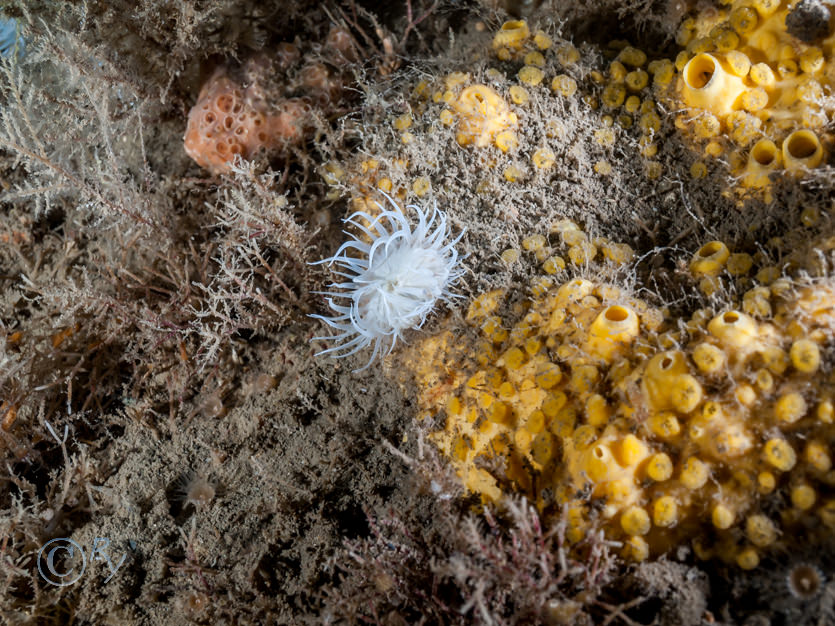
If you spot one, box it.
[0,12,312,435]
[323,433,622,624]
[311,192,465,369]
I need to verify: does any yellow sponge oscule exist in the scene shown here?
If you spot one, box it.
[407,225,835,568]
[680,52,748,117]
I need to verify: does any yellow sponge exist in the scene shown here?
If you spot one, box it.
[406,229,835,567]
[492,20,530,58]
[690,241,730,277]
[782,129,824,172]
[744,139,781,188]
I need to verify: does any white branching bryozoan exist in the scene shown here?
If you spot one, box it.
[312,192,465,370]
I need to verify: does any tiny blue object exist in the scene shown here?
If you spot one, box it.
[0,17,24,59]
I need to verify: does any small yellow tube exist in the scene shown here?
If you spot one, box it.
[492,20,530,52]
[690,241,730,277]
[680,53,746,117]
[586,305,640,362]
[707,311,758,351]
[744,139,781,188]
[782,130,823,172]
[642,350,689,411]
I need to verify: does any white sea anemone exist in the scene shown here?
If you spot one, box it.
[311,192,465,369]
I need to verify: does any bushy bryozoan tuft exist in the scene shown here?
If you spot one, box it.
[312,192,465,370]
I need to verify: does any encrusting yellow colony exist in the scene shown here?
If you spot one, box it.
[484,0,834,193]
[327,6,832,212]
[408,221,835,569]
[673,0,833,191]
[464,5,833,196]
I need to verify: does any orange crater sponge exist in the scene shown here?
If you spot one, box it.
[184,67,310,175]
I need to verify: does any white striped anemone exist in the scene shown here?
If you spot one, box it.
[311,192,465,370]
